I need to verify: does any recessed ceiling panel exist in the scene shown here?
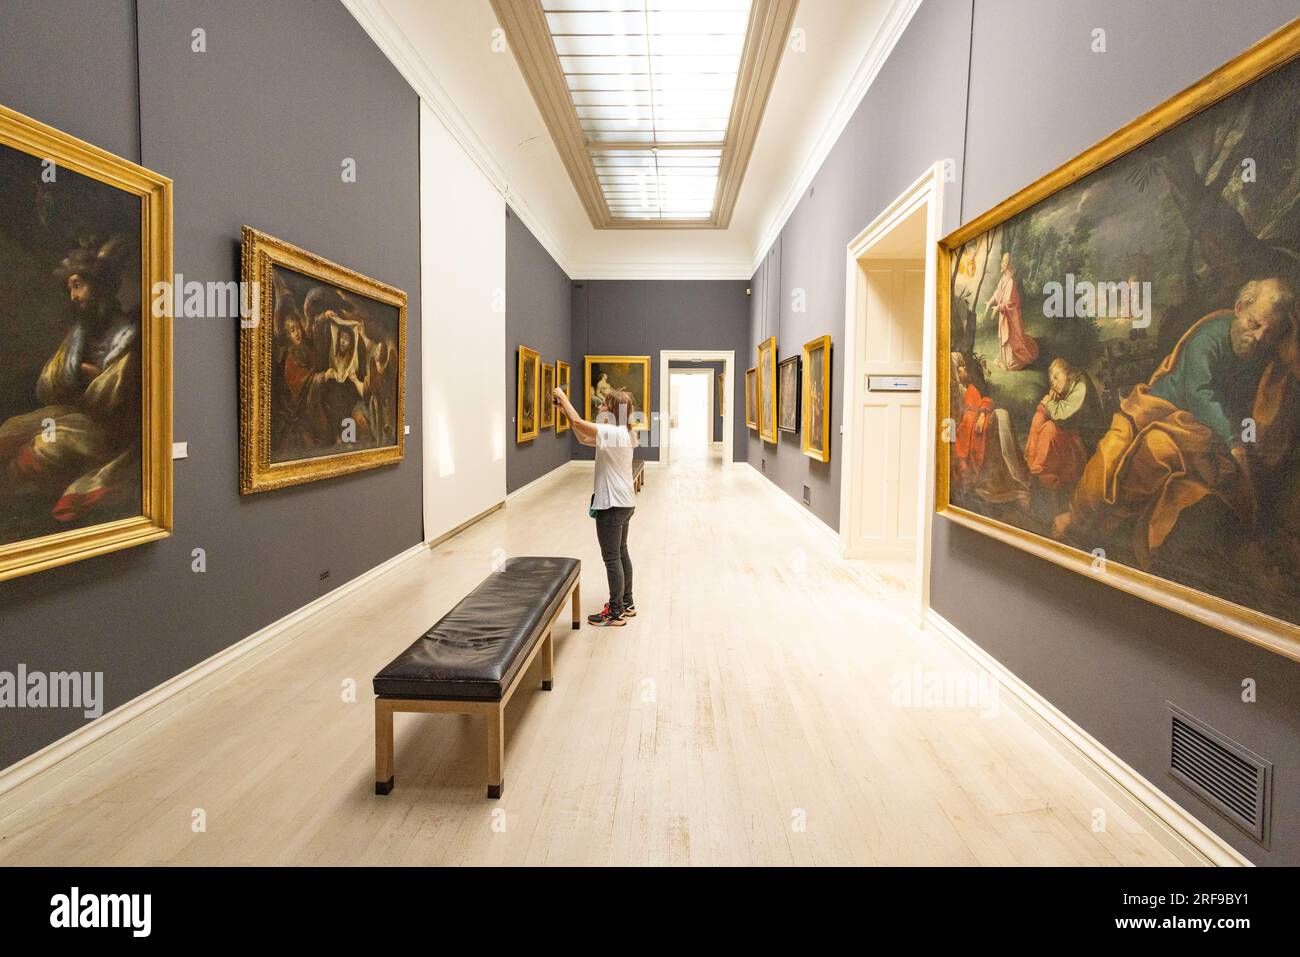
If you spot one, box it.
[493,0,798,228]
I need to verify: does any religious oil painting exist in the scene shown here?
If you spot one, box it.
[778,354,800,433]
[585,355,650,430]
[556,359,571,433]
[758,336,777,443]
[240,227,405,493]
[745,367,758,429]
[938,23,1300,659]
[540,362,555,429]
[0,103,172,581]
[801,336,830,461]
[517,346,539,442]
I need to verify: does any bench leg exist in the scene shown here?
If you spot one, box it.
[541,630,554,691]
[486,704,505,799]
[375,698,395,795]
[571,580,581,630]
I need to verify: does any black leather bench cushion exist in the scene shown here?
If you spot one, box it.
[373,556,580,701]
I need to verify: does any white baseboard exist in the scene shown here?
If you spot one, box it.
[924,608,1251,867]
[0,541,428,822]
[506,460,582,502]
[744,462,841,545]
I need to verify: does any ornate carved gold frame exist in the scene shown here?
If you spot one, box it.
[239,226,406,494]
[555,359,571,434]
[801,335,831,462]
[757,335,777,444]
[517,345,539,442]
[745,367,758,429]
[583,355,651,430]
[935,20,1300,663]
[0,103,172,582]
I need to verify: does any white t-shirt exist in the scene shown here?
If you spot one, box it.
[593,422,636,509]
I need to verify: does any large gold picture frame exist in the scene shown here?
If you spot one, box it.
[0,103,172,582]
[757,336,777,444]
[801,336,831,462]
[744,367,758,429]
[540,362,556,430]
[517,345,539,442]
[240,227,406,494]
[936,20,1300,663]
[555,359,571,434]
[584,355,650,430]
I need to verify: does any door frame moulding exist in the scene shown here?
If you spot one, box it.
[490,0,798,230]
[659,350,735,466]
[839,162,944,622]
[666,366,716,450]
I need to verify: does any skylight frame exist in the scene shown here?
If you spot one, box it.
[492,0,798,229]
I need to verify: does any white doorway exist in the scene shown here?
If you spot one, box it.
[668,369,712,462]
[659,350,734,467]
[840,164,945,621]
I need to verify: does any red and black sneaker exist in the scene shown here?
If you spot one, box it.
[622,604,637,618]
[587,604,626,627]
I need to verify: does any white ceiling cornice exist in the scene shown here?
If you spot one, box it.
[748,0,922,275]
[340,0,576,276]
[343,0,921,283]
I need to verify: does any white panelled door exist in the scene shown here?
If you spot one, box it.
[849,259,925,558]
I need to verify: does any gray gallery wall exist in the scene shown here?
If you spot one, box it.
[668,359,725,443]
[572,280,751,462]
[750,0,1300,863]
[506,207,572,493]
[745,0,973,529]
[0,0,423,770]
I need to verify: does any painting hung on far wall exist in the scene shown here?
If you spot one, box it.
[540,362,555,429]
[802,336,831,461]
[937,22,1300,660]
[778,354,800,433]
[758,336,777,443]
[517,345,539,442]
[585,355,650,430]
[240,227,406,494]
[0,102,173,582]
[556,359,571,433]
[745,367,758,429]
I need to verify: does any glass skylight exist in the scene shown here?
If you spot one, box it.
[542,0,753,221]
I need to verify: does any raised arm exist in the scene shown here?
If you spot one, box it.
[553,388,598,446]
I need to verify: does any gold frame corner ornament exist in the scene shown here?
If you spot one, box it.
[801,335,831,462]
[757,335,778,444]
[238,226,407,494]
[0,102,173,583]
[934,19,1300,663]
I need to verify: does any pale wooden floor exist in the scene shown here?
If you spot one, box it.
[0,449,1185,865]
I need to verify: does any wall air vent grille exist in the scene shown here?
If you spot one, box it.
[1168,704,1270,847]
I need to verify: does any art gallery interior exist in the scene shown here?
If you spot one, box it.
[3,0,1300,877]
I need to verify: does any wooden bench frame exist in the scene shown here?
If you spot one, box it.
[632,460,645,493]
[375,576,581,799]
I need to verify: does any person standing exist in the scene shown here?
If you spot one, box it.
[552,385,638,627]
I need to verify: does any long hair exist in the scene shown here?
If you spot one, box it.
[600,388,637,434]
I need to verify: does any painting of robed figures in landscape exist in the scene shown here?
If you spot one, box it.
[939,28,1300,653]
